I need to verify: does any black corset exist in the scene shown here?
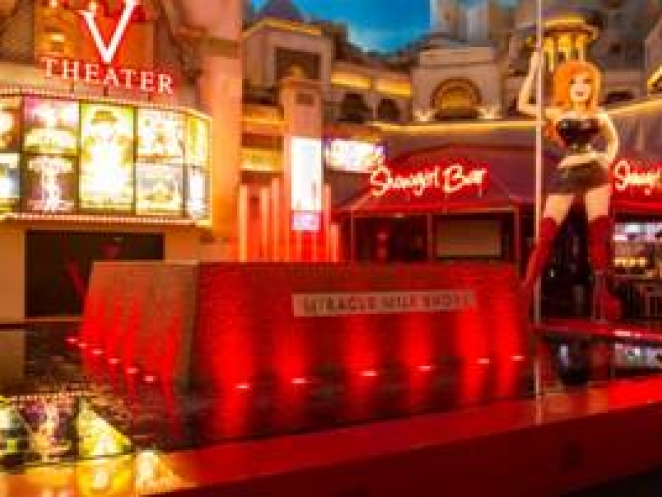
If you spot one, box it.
[555,118,600,152]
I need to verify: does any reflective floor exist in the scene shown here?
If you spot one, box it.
[1,323,536,472]
[5,323,662,497]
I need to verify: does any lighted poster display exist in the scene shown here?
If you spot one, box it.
[0,153,20,211]
[137,109,185,164]
[0,91,210,221]
[324,139,385,173]
[186,166,208,220]
[23,97,79,155]
[80,103,135,212]
[0,97,21,152]
[136,163,184,216]
[291,137,322,212]
[24,155,76,213]
[186,115,210,167]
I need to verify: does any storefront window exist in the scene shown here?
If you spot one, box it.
[614,221,662,276]
[352,216,428,263]
[435,217,502,260]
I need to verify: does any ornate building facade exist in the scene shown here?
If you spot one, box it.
[242,0,662,125]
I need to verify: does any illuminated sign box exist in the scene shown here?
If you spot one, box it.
[370,162,488,198]
[80,103,135,212]
[24,155,76,213]
[292,211,321,232]
[0,97,21,152]
[186,166,208,220]
[291,137,322,212]
[40,0,175,96]
[324,139,385,173]
[291,137,323,232]
[137,109,185,165]
[0,90,211,223]
[613,159,662,196]
[241,147,282,172]
[0,153,20,212]
[136,163,184,216]
[23,97,79,155]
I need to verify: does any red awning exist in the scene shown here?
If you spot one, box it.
[336,144,559,215]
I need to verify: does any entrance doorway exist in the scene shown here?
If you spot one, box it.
[25,231,164,317]
[353,216,428,262]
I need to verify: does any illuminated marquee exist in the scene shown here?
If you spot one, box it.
[41,0,174,95]
[612,159,662,196]
[0,90,211,223]
[370,163,488,198]
[324,139,385,173]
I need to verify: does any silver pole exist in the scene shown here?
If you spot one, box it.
[534,0,544,324]
[533,0,545,398]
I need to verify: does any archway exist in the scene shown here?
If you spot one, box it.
[431,78,481,120]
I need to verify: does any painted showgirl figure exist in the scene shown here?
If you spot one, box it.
[517,51,621,320]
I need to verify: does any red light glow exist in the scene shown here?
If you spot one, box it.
[125,366,139,375]
[291,377,308,385]
[361,369,378,378]
[108,357,120,365]
[235,383,251,391]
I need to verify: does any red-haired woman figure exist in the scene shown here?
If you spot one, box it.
[518,52,621,320]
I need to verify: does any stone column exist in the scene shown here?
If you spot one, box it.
[178,0,243,259]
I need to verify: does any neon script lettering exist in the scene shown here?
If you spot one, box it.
[370,163,487,198]
[613,159,662,196]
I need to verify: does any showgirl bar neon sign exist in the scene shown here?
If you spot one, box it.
[370,162,488,198]
[613,159,662,196]
[42,0,174,95]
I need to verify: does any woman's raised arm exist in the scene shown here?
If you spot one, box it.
[517,51,542,118]
[598,110,619,166]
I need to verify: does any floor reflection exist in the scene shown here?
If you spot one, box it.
[1,323,533,473]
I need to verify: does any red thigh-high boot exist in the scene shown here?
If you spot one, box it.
[522,217,560,304]
[589,215,622,321]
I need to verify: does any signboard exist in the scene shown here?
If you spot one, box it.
[292,290,477,317]
[136,163,183,216]
[0,153,20,211]
[0,97,21,152]
[137,109,185,165]
[324,139,385,173]
[23,97,79,155]
[241,147,282,172]
[80,103,134,212]
[370,162,488,198]
[186,115,210,168]
[291,137,322,212]
[292,211,320,232]
[24,155,76,213]
[41,1,175,95]
[291,137,322,232]
[612,159,662,196]
[186,166,208,220]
